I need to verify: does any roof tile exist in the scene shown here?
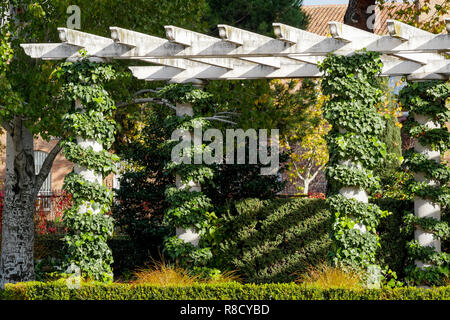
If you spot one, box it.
[303,3,408,36]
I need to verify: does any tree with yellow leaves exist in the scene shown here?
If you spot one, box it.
[281,79,330,195]
[378,0,450,34]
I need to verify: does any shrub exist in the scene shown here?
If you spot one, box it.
[218,197,414,284]
[297,263,363,290]
[131,260,240,286]
[131,262,199,286]
[1,282,449,300]
[374,199,413,278]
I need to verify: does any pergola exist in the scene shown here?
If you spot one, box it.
[21,19,450,274]
[21,19,450,82]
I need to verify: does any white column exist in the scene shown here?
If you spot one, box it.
[338,128,368,231]
[413,113,441,268]
[74,99,103,215]
[174,101,201,247]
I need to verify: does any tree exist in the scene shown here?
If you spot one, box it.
[0,1,71,285]
[282,81,329,194]
[0,0,210,285]
[378,0,450,33]
[205,0,308,35]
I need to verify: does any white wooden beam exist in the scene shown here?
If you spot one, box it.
[130,64,321,81]
[328,22,445,64]
[20,20,450,80]
[110,26,185,57]
[387,20,436,41]
[129,59,449,81]
[272,23,328,65]
[218,24,295,68]
[110,27,231,70]
[22,24,450,60]
[57,27,132,57]
[20,43,82,59]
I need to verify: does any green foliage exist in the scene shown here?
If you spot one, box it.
[374,199,413,279]
[62,142,119,176]
[62,111,116,149]
[205,0,308,36]
[319,51,387,271]
[114,83,286,273]
[112,104,174,256]
[375,117,407,199]
[156,84,218,271]
[58,60,118,282]
[3,281,450,301]
[218,198,333,283]
[326,165,381,192]
[398,80,450,286]
[163,187,213,228]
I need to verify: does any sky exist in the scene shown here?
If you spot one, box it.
[303,0,349,5]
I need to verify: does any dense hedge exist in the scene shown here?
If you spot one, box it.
[1,282,449,300]
[1,198,414,283]
[218,198,412,283]
[375,199,413,278]
[218,198,333,283]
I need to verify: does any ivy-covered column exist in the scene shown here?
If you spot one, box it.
[174,100,202,245]
[158,84,217,276]
[400,81,449,286]
[58,58,118,282]
[319,52,389,281]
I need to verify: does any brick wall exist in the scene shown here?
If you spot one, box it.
[0,133,115,191]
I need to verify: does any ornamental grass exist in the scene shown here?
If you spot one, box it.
[296,263,363,290]
[131,259,240,286]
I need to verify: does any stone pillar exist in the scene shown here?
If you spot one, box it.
[413,113,441,268]
[174,101,201,247]
[338,129,368,232]
[74,99,104,215]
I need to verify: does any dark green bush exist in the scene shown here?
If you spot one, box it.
[31,236,160,279]
[29,198,415,283]
[218,198,333,283]
[218,198,414,283]
[374,199,413,278]
[1,282,449,300]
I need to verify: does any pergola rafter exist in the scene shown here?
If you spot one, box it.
[21,19,450,83]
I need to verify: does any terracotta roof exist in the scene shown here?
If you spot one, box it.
[303,3,409,36]
[303,4,347,37]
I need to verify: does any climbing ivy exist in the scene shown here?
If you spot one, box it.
[157,84,219,274]
[319,51,389,272]
[399,80,450,286]
[54,57,117,282]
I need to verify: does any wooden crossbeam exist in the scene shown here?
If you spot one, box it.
[19,20,450,81]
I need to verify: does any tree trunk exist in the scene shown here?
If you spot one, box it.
[344,0,376,32]
[0,119,36,285]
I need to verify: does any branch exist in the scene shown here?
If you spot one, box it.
[1,120,12,133]
[134,89,159,97]
[204,117,237,125]
[310,164,326,181]
[215,112,241,116]
[34,141,62,196]
[116,98,176,110]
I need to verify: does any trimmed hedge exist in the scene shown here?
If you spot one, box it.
[218,198,412,283]
[1,282,449,300]
[218,198,333,283]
